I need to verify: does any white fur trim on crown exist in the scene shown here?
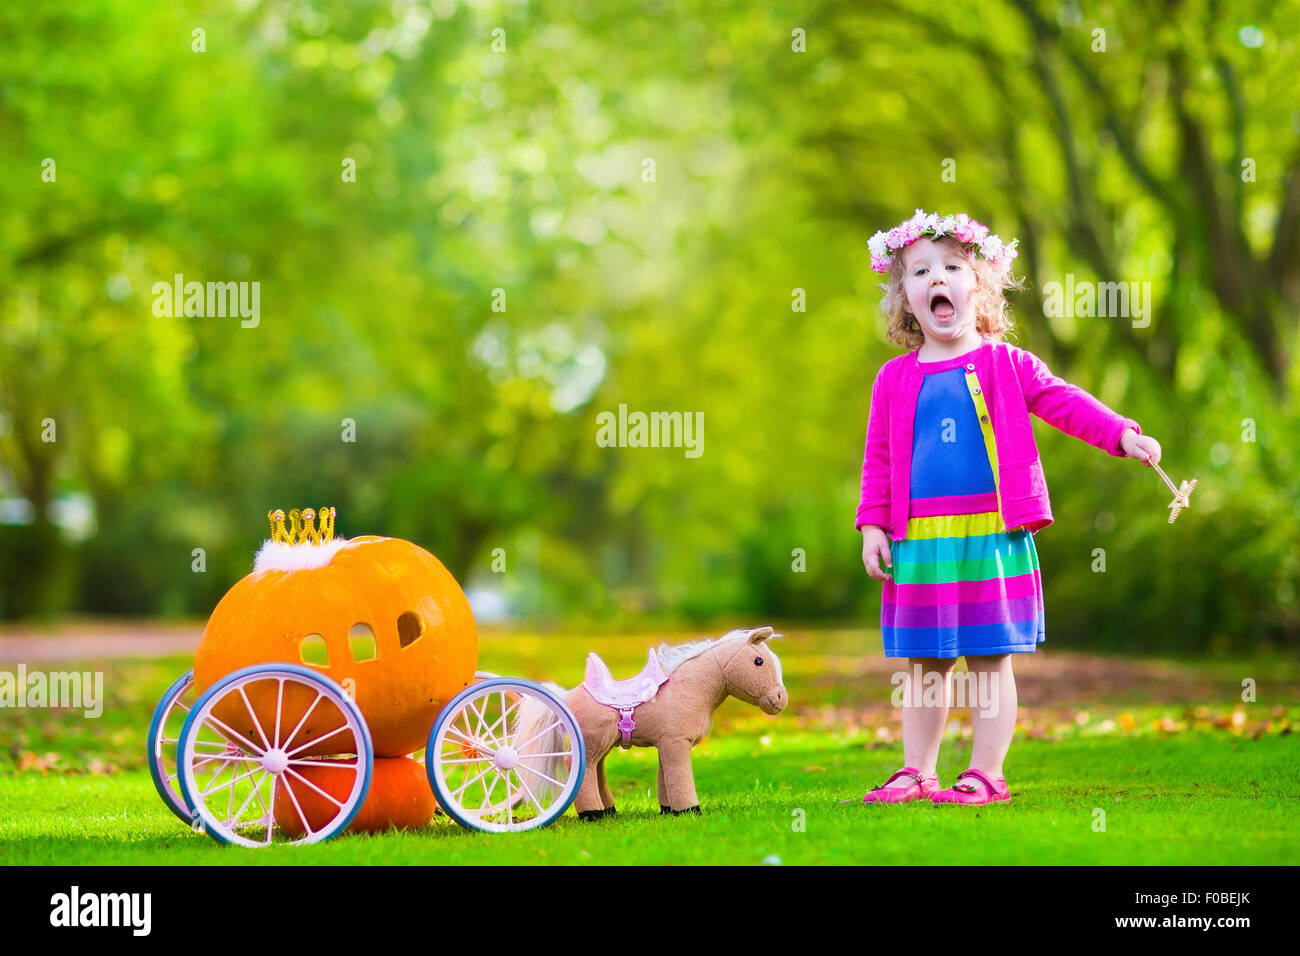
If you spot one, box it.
[252,536,359,573]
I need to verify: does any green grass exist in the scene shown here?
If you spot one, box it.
[1,735,1297,865]
[1,629,1298,864]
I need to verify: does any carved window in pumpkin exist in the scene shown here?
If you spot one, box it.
[349,623,378,661]
[397,611,423,649]
[300,634,329,667]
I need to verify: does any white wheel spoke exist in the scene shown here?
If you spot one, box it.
[281,688,326,755]
[288,758,360,770]
[285,767,347,808]
[285,722,351,758]
[200,711,265,756]
[191,748,230,768]
[201,759,263,798]
[196,757,231,797]
[486,694,522,744]
[238,686,273,751]
[451,762,495,800]
[469,698,496,747]
[513,768,544,813]
[193,752,259,763]
[189,739,232,752]
[453,706,475,741]
[229,770,268,826]
[193,752,245,775]
[224,761,237,821]
[249,773,271,822]
[442,724,492,755]
[514,718,562,752]
[264,775,278,844]
[438,755,495,765]
[497,691,508,744]
[478,770,502,812]
[516,761,564,789]
[280,770,315,837]
[273,678,285,748]
[504,770,513,825]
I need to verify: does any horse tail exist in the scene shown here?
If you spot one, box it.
[515,681,573,804]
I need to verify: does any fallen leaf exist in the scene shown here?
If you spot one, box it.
[16,751,45,773]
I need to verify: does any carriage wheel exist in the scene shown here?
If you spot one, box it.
[409,671,505,771]
[427,678,585,833]
[177,664,373,847]
[146,668,199,824]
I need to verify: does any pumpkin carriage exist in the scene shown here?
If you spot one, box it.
[147,508,585,846]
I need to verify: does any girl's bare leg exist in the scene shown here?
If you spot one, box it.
[883,656,957,786]
[961,653,1017,792]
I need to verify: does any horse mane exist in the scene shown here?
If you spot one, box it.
[654,627,783,681]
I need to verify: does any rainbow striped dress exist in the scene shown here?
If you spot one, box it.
[880,360,1046,658]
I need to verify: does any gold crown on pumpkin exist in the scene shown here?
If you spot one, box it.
[267,507,336,545]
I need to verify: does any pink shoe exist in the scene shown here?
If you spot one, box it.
[930,768,1010,805]
[862,766,940,804]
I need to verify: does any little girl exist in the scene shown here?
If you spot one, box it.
[855,210,1162,805]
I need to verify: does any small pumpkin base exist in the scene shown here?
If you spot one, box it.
[275,755,436,836]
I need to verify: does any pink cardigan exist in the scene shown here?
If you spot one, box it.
[856,339,1141,540]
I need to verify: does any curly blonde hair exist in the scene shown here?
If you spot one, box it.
[878,235,1026,351]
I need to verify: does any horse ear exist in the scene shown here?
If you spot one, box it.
[747,626,775,644]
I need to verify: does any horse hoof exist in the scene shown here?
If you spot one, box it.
[670,805,702,816]
[577,809,607,821]
[660,805,671,815]
[607,805,617,816]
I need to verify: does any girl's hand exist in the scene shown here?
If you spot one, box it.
[1121,428,1162,466]
[861,525,894,583]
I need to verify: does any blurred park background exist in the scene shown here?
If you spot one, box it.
[1,0,1298,655]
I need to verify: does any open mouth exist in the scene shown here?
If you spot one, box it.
[929,292,955,321]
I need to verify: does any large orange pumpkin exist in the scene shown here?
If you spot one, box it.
[275,755,437,835]
[194,515,478,758]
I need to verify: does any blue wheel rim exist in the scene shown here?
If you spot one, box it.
[146,668,196,825]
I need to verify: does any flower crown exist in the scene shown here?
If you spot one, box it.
[868,208,1019,276]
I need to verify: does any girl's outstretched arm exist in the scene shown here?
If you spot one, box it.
[1012,347,1142,457]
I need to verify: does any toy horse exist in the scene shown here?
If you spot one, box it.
[517,626,787,818]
